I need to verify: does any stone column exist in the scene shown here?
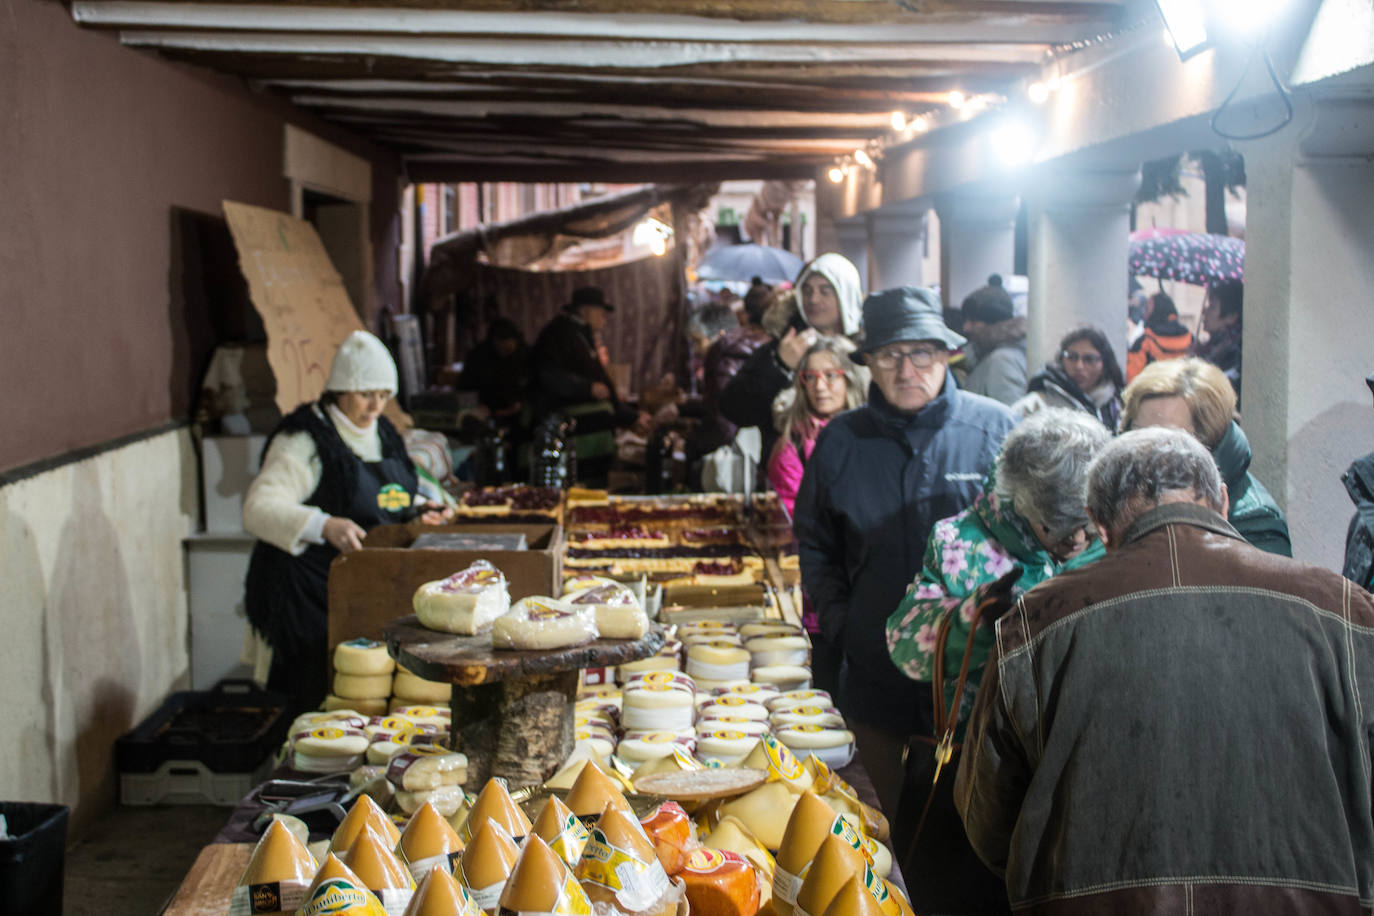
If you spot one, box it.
[1023,166,1140,371]
[868,207,928,291]
[1237,92,1374,569]
[937,190,1019,313]
[832,217,871,292]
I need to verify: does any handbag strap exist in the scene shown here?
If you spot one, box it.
[906,590,1005,860]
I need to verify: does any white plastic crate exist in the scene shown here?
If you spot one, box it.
[120,756,274,806]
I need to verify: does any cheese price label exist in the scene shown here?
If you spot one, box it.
[579,829,669,913]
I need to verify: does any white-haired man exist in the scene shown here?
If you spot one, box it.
[956,426,1374,913]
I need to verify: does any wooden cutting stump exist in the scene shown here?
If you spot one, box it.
[384,616,664,789]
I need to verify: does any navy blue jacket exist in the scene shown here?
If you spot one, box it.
[794,370,1016,733]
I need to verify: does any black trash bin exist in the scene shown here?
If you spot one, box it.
[0,801,69,916]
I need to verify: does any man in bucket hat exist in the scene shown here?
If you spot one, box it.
[793,286,1016,817]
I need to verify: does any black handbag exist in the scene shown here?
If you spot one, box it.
[893,590,1012,915]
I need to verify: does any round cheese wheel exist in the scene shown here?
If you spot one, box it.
[712,682,780,702]
[575,732,616,758]
[323,694,388,716]
[767,689,834,712]
[682,631,744,648]
[696,730,758,765]
[622,683,696,732]
[775,725,856,769]
[697,715,770,737]
[679,847,760,916]
[393,671,452,704]
[617,731,695,766]
[366,731,412,764]
[771,706,847,730]
[334,638,397,676]
[294,725,370,757]
[686,642,751,682]
[333,672,394,700]
[745,635,811,669]
[699,696,769,721]
[626,670,697,692]
[751,665,812,692]
[738,622,805,639]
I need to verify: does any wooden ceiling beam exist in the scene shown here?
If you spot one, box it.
[405,159,820,184]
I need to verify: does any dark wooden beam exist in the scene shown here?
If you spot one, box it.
[405,158,821,183]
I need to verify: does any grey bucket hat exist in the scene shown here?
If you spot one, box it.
[853,286,966,364]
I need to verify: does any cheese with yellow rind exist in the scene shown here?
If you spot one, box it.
[332,795,403,853]
[499,835,594,915]
[459,778,532,843]
[532,795,591,868]
[397,801,466,881]
[401,868,483,916]
[575,806,673,915]
[231,819,316,916]
[740,735,813,793]
[458,821,520,913]
[340,825,416,900]
[565,758,633,819]
[750,666,812,692]
[334,638,397,676]
[793,835,869,916]
[298,854,389,916]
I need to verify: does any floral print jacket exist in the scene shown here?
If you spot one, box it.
[885,469,1104,738]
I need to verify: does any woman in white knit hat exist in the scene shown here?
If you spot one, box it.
[242,330,449,714]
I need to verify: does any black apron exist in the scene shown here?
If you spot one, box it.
[245,405,417,715]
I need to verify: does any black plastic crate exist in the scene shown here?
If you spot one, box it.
[0,802,67,916]
[116,679,288,775]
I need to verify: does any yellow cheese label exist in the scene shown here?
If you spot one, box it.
[760,734,808,787]
[684,848,726,872]
[527,602,573,620]
[704,730,748,741]
[829,816,875,869]
[791,725,825,734]
[546,812,591,868]
[299,878,388,916]
[671,746,703,770]
[311,727,346,740]
[712,696,748,707]
[579,828,669,912]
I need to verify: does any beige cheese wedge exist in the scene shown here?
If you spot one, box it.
[716,780,801,850]
[821,876,883,916]
[793,836,869,916]
[772,792,835,916]
[413,560,511,635]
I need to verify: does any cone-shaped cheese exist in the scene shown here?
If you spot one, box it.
[460,778,532,844]
[793,836,867,916]
[883,881,914,916]
[402,868,483,916]
[232,819,317,916]
[397,801,466,880]
[717,780,802,851]
[740,735,814,793]
[576,804,673,916]
[532,795,589,868]
[459,821,520,914]
[775,792,838,896]
[341,825,417,908]
[332,794,403,854]
[565,756,633,819]
[497,835,593,915]
[821,876,883,916]
[298,853,389,916]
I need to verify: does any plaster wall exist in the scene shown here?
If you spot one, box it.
[0,430,197,836]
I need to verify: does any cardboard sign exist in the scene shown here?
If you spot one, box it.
[222,201,363,413]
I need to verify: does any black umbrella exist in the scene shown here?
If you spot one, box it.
[1129,228,1244,286]
[696,243,804,285]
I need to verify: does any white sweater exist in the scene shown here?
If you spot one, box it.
[242,404,384,555]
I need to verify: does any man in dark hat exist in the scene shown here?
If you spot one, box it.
[959,274,1027,407]
[792,285,1016,817]
[530,285,644,430]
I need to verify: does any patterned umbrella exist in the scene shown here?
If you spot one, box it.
[696,242,804,284]
[1129,228,1244,286]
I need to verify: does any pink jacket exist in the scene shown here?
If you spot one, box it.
[768,416,829,517]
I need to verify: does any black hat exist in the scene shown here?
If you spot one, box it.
[853,286,966,364]
[960,274,1014,324]
[566,285,614,312]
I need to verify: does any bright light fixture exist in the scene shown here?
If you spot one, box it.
[632,217,673,256]
[890,111,908,132]
[912,115,930,132]
[990,120,1035,168]
[827,166,845,184]
[1212,0,1287,40]
[1155,0,1210,59]
[853,148,874,169]
[1028,81,1050,104]
[947,90,966,109]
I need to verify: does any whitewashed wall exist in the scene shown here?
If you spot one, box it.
[0,429,196,832]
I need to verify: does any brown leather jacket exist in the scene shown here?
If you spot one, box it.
[956,502,1374,914]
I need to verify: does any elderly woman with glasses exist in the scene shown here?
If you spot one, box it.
[1013,326,1125,430]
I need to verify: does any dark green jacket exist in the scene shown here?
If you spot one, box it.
[1212,420,1292,556]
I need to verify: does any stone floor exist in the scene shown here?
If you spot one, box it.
[63,804,228,916]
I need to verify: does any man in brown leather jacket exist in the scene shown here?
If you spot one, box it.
[956,426,1374,913]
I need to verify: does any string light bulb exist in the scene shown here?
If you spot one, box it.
[890,111,908,131]
[948,90,966,109]
[912,115,930,132]
[853,148,874,169]
[1028,81,1050,104]
[827,166,845,184]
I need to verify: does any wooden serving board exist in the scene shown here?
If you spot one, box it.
[384,617,665,686]
[162,843,252,916]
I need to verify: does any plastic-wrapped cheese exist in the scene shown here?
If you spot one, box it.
[459,778,532,844]
[397,801,467,882]
[387,746,469,791]
[334,638,397,676]
[822,876,884,916]
[770,706,847,730]
[491,596,598,650]
[738,622,805,639]
[699,695,769,722]
[396,785,470,817]
[767,690,833,713]
[560,574,619,596]
[324,694,389,716]
[682,631,744,649]
[679,847,760,916]
[696,729,758,765]
[717,781,802,850]
[626,670,697,693]
[775,726,855,770]
[402,868,483,916]
[745,635,811,669]
[618,640,682,681]
[622,680,696,732]
[793,835,880,916]
[366,731,413,764]
[332,795,403,854]
[292,726,370,773]
[574,729,615,758]
[531,795,590,868]
[458,821,520,914]
[698,715,770,738]
[712,682,780,703]
[575,806,674,916]
[230,819,316,916]
[566,582,649,639]
[686,641,751,682]
[297,854,389,916]
[751,665,812,692]
[392,705,452,727]
[501,835,595,916]
[340,825,417,914]
[413,560,511,635]
[618,731,696,766]
[565,758,634,820]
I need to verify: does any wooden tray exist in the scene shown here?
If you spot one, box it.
[384,618,666,686]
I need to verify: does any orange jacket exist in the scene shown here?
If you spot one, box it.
[1126,325,1193,381]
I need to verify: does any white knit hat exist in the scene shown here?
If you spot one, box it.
[325,330,398,394]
